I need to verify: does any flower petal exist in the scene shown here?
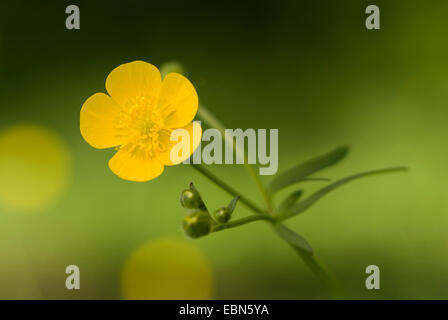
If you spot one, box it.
[108,150,164,182]
[157,121,202,166]
[80,93,126,149]
[158,73,198,128]
[106,61,162,107]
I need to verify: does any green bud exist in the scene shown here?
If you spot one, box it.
[183,210,212,238]
[180,189,201,209]
[160,61,187,78]
[213,207,231,223]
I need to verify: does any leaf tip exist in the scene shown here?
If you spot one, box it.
[337,144,350,156]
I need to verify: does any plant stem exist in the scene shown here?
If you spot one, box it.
[195,105,346,299]
[190,164,265,214]
[197,105,273,211]
[294,248,348,299]
[212,214,275,232]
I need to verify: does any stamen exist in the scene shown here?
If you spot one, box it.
[114,96,166,159]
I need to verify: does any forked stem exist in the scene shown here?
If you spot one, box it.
[197,106,273,211]
[193,105,347,299]
[190,164,265,214]
[212,214,275,232]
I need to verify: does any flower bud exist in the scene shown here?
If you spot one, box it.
[213,207,231,223]
[180,189,201,209]
[160,61,187,78]
[183,210,212,238]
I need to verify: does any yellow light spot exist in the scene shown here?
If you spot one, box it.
[0,124,70,213]
[121,238,213,300]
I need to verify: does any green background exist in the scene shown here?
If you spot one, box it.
[0,0,446,299]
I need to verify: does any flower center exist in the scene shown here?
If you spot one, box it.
[115,96,168,159]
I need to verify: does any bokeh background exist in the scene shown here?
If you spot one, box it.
[0,0,446,299]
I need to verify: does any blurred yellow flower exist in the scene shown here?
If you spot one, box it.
[80,61,201,182]
[0,124,70,212]
[121,238,213,300]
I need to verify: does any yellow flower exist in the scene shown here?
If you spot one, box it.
[80,61,202,182]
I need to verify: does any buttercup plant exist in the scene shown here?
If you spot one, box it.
[80,60,201,182]
[80,60,407,299]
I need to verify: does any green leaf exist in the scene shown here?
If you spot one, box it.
[297,177,331,182]
[189,182,208,212]
[189,182,200,196]
[277,190,303,212]
[226,196,240,214]
[273,223,313,255]
[268,146,349,194]
[278,167,408,220]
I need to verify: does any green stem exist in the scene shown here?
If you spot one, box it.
[197,106,273,211]
[195,105,346,299]
[190,164,265,214]
[246,164,273,212]
[212,214,275,232]
[294,249,348,299]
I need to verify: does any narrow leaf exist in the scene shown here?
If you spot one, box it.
[189,182,208,212]
[226,196,240,214]
[273,223,313,255]
[296,177,331,182]
[277,190,303,212]
[268,146,349,194]
[278,167,408,220]
[189,182,200,196]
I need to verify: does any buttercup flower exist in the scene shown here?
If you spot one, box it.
[80,61,202,181]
